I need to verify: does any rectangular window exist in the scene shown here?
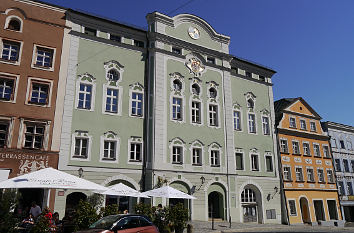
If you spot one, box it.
[172,146,182,164]
[105,88,118,113]
[245,71,251,77]
[317,169,325,183]
[338,181,345,195]
[306,168,314,182]
[0,122,9,148]
[248,114,256,133]
[84,27,97,36]
[110,34,121,42]
[265,156,273,172]
[30,82,49,105]
[262,116,270,135]
[35,47,54,68]
[351,160,354,173]
[303,142,310,156]
[131,92,143,116]
[251,154,259,171]
[210,150,220,166]
[235,153,243,170]
[340,140,345,149]
[300,119,306,130]
[327,169,334,183]
[134,40,144,48]
[207,57,215,64]
[172,47,181,55]
[289,200,297,216]
[0,77,15,101]
[103,140,116,160]
[259,75,266,81]
[74,137,88,158]
[323,145,330,158]
[347,182,354,195]
[1,40,20,61]
[283,166,291,181]
[295,167,303,181]
[292,141,300,154]
[130,143,142,162]
[289,117,296,128]
[24,124,44,149]
[192,148,201,165]
[313,144,321,157]
[191,101,201,124]
[335,159,341,172]
[344,159,350,172]
[280,139,289,153]
[172,97,182,121]
[310,122,317,132]
[78,83,92,109]
[233,111,241,131]
[209,105,218,126]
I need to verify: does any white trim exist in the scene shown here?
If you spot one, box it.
[233,109,242,132]
[127,137,143,165]
[19,119,50,150]
[190,140,204,166]
[261,115,270,136]
[208,142,222,167]
[235,149,245,171]
[25,77,53,107]
[0,72,19,103]
[0,38,23,66]
[264,152,274,172]
[298,195,312,224]
[71,131,92,161]
[249,150,260,171]
[312,198,327,221]
[247,112,257,135]
[287,199,298,216]
[189,99,203,126]
[0,116,14,148]
[207,101,220,128]
[31,44,56,72]
[169,137,185,165]
[289,115,297,128]
[99,131,120,164]
[129,83,144,118]
[75,73,96,112]
[4,15,23,33]
[102,83,122,116]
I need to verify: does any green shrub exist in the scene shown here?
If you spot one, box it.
[134,202,153,219]
[0,189,20,233]
[30,214,50,233]
[100,204,119,217]
[74,199,99,230]
[168,203,189,233]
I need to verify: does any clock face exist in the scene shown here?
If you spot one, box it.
[188,26,200,40]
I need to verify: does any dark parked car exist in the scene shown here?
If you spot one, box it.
[76,214,159,233]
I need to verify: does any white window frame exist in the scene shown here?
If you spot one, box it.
[326,169,334,183]
[313,143,321,157]
[102,84,122,116]
[0,38,23,66]
[265,153,273,172]
[317,168,325,183]
[289,116,296,128]
[31,44,56,71]
[323,144,330,158]
[4,15,23,33]
[295,166,304,182]
[209,143,221,167]
[288,199,297,216]
[22,123,46,150]
[0,72,19,103]
[280,138,289,153]
[306,167,315,182]
[71,131,92,161]
[190,141,203,166]
[292,140,300,154]
[169,138,185,166]
[171,96,184,121]
[0,116,14,148]
[128,138,143,164]
[233,110,242,131]
[310,121,317,132]
[302,142,311,156]
[172,145,183,164]
[250,153,259,171]
[262,116,270,135]
[208,103,219,128]
[247,113,257,134]
[100,132,120,163]
[191,100,202,125]
[129,86,144,118]
[235,149,244,171]
[25,77,53,107]
[75,74,96,112]
[283,165,292,181]
[300,119,307,130]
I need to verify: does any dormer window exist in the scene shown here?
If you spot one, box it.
[173,79,182,91]
[259,75,265,82]
[84,27,97,37]
[209,87,217,98]
[191,83,200,95]
[7,18,21,31]
[246,71,251,77]
[107,69,119,81]
[207,57,215,64]
[247,99,254,109]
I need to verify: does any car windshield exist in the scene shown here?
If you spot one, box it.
[89,215,121,229]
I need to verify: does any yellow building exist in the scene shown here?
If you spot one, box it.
[274,98,342,226]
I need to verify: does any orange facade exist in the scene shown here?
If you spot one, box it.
[275,98,342,225]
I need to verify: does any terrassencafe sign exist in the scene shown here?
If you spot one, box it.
[0,151,58,177]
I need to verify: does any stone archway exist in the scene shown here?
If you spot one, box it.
[106,179,138,213]
[65,192,87,216]
[240,184,263,223]
[300,197,311,224]
[169,181,192,217]
[207,183,226,220]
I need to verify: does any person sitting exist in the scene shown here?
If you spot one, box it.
[29,201,42,220]
[20,214,34,233]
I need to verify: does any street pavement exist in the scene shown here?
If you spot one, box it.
[190,221,354,233]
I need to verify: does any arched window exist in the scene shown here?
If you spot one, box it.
[209,87,217,98]
[7,18,21,31]
[241,189,256,203]
[173,79,182,91]
[247,99,254,109]
[191,83,200,95]
[107,69,119,81]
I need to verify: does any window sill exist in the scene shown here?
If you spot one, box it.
[102,158,116,161]
[295,180,305,183]
[129,160,142,163]
[266,170,273,172]
[252,169,259,171]
[314,155,322,158]
[72,155,88,159]
[292,153,302,156]
[281,151,290,154]
[0,59,20,66]
[318,181,326,184]
[211,165,220,167]
[22,147,42,150]
[289,126,297,129]
[192,163,202,166]
[307,180,316,183]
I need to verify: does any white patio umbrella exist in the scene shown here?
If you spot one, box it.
[0,167,107,191]
[141,186,196,199]
[95,183,149,198]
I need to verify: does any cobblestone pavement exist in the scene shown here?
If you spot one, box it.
[190,221,354,233]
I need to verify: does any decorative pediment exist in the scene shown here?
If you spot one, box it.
[233,102,241,110]
[170,137,185,145]
[103,131,117,139]
[250,148,258,153]
[209,142,222,149]
[260,109,270,116]
[235,148,243,153]
[129,82,144,91]
[74,130,89,137]
[130,136,142,143]
[104,60,124,69]
[244,92,256,100]
[190,139,204,147]
[185,55,205,77]
[78,73,96,82]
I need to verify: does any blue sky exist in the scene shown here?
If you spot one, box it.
[42,0,354,126]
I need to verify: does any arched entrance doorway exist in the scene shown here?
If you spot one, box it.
[207,183,226,220]
[65,192,87,216]
[300,197,311,224]
[106,180,138,213]
[240,185,263,223]
[169,181,192,218]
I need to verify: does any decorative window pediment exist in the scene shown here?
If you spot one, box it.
[260,109,270,116]
[207,81,219,100]
[103,131,118,139]
[129,82,144,91]
[233,102,241,110]
[190,139,204,148]
[78,73,96,83]
[250,148,258,153]
[189,77,202,97]
[209,142,222,150]
[235,148,243,153]
[169,137,185,145]
[104,60,124,85]
[170,72,185,94]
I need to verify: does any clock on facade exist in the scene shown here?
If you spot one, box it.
[188,26,200,40]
